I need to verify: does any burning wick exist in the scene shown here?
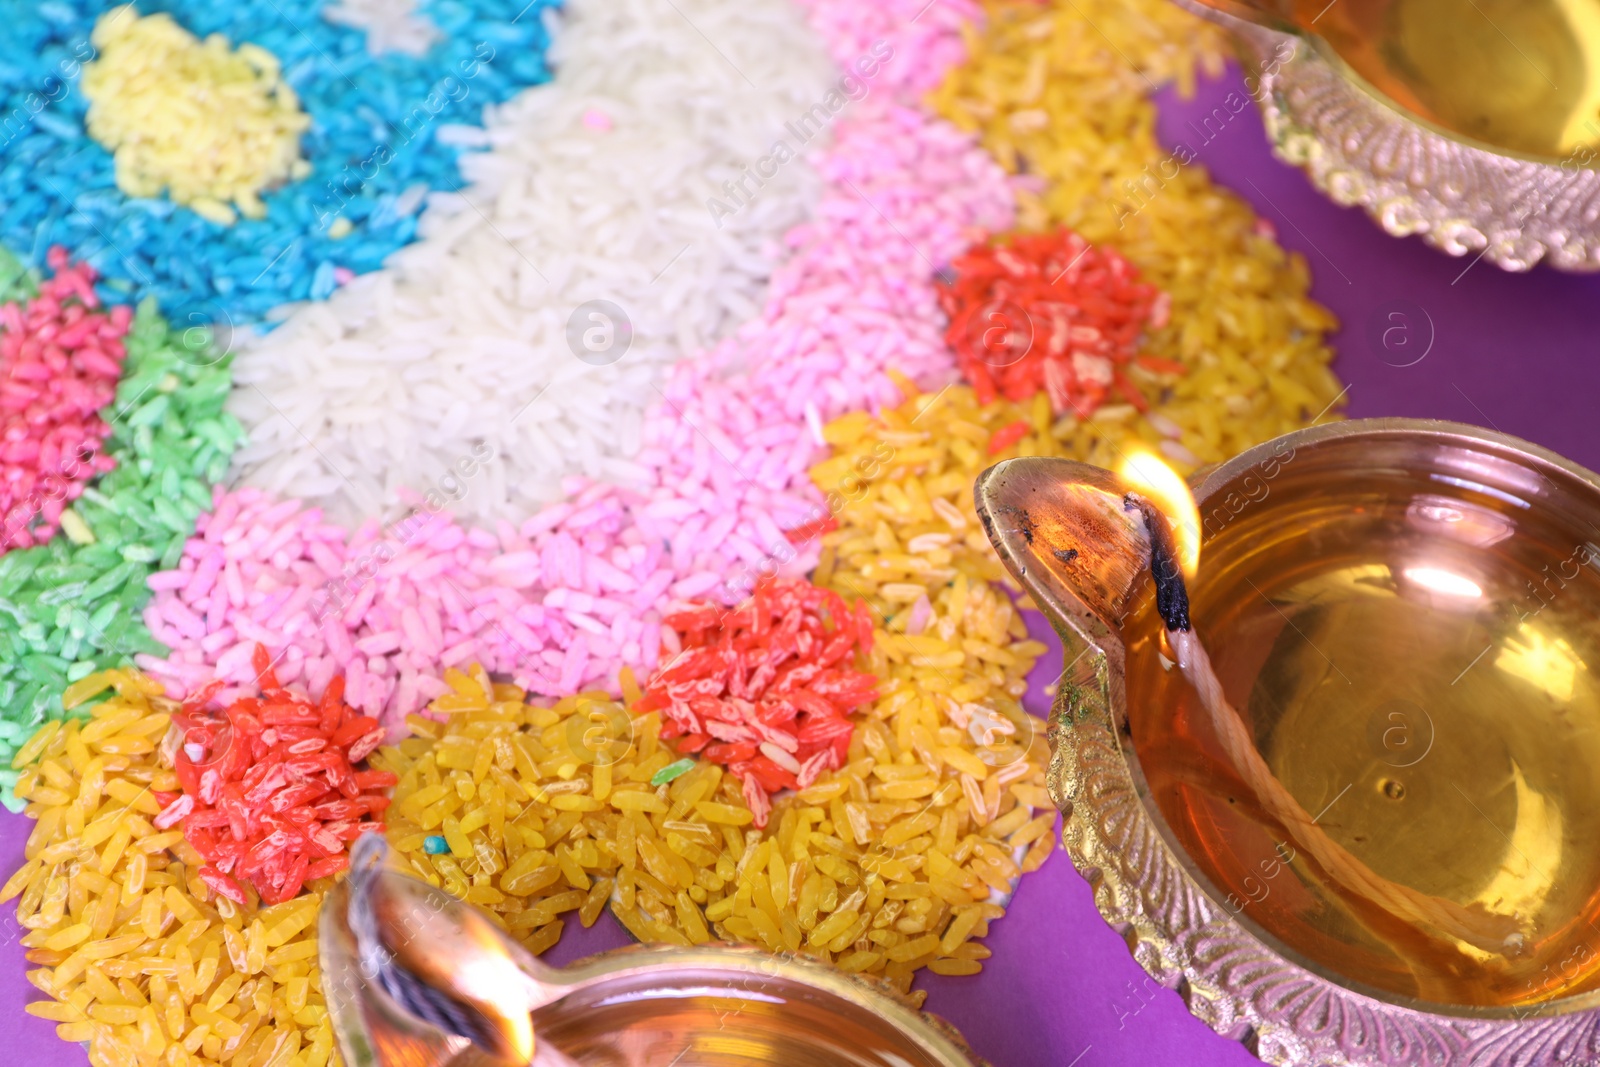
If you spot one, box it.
[1127,495,1189,633]
[1125,492,1528,959]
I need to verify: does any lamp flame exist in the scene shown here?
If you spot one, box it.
[1119,451,1200,578]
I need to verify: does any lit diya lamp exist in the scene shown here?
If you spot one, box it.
[977,420,1600,1064]
[320,834,990,1067]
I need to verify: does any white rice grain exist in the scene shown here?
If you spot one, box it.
[232,0,834,528]
[321,0,442,55]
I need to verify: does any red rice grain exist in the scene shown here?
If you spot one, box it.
[160,646,393,905]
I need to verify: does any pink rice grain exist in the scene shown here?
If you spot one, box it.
[139,0,1010,733]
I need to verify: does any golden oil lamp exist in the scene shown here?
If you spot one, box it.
[1174,0,1600,270]
[318,835,988,1067]
[977,419,1600,1065]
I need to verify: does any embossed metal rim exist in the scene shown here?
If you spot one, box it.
[1227,26,1600,273]
[1304,43,1581,169]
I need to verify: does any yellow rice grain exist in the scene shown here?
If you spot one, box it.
[377,668,740,957]
[3,672,338,1067]
[385,644,1055,1007]
[928,0,1344,472]
[81,6,312,223]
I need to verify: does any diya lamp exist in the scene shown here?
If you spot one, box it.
[1169,0,1600,271]
[977,419,1600,1065]
[319,834,990,1067]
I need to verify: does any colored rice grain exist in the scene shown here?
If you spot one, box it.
[699,700,1052,996]
[4,672,336,1067]
[680,542,1056,998]
[0,0,558,323]
[383,660,1054,1002]
[805,380,1069,754]
[639,576,877,826]
[138,483,609,725]
[806,385,1057,793]
[158,646,393,905]
[627,94,1014,598]
[776,378,1068,998]
[929,0,1344,472]
[83,7,312,226]
[809,375,1173,614]
[793,0,979,97]
[0,283,241,793]
[810,379,1036,594]
[140,0,1015,719]
[938,228,1165,417]
[228,0,837,524]
[0,247,130,551]
[377,667,696,959]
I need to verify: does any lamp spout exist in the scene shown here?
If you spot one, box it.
[320,835,579,1067]
[973,457,1150,659]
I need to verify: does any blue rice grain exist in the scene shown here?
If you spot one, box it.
[0,0,560,328]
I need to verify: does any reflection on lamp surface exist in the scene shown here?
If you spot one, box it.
[1464,762,1561,962]
[1308,0,1600,159]
[1401,565,1484,600]
[1496,625,1583,704]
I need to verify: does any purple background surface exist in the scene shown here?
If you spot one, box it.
[3,64,1598,1067]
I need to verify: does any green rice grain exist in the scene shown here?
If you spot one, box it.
[0,295,242,803]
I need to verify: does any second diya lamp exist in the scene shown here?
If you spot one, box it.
[319,835,990,1067]
[977,418,1600,1065]
[1169,0,1600,271]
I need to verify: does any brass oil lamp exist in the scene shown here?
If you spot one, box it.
[318,835,989,1067]
[977,419,1600,1065]
[1174,0,1600,270]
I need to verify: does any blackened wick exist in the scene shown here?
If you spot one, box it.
[1125,493,1190,632]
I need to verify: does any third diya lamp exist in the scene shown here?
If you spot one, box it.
[977,419,1600,1065]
